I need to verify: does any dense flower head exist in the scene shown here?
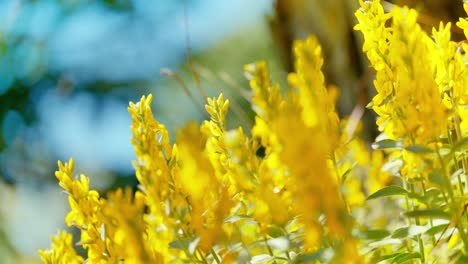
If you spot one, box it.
[39,231,83,264]
[356,0,449,146]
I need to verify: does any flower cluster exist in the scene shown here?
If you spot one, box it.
[40,0,468,263]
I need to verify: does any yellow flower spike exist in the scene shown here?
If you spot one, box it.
[176,123,233,252]
[39,231,84,264]
[456,4,468,39]
[55,159,74,192]
[356,0,448,146]
[245,61,284,121]
[101,187,154,264]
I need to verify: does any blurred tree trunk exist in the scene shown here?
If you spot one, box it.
[269,0,466,140]
[270,0,364,115]
[392,0,466,40]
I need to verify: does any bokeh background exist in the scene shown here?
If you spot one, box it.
[0,0,465,263]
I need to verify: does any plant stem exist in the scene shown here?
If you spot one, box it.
[210,248,221,264]
[409,182,425,262]
[450,94,468,192]
[421,180,436,246]
[436,144,468,252]
[264,235,278,264]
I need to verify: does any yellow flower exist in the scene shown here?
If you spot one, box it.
[356,0,448,146]
[176,122,233,251]
[39,231,83,264]
[101,188,154,264]
[456,4,468,40]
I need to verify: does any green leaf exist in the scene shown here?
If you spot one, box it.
[369,238,402,248]
[429,172,446,188]
[267,225,286,238]
[379,253,401,261]
[455,255,468,264]
[372,139,401,150]
[361,229,390,240]
[169,239,190,251]
[391,227,409,239]
[391,225,428,238]
[341,167,353,183]
[292,249,325,263]
[405,209,451,220]
[425,223,449,236]
[407,192,426,203]
[405,145,432,153]
[367,186,408,200]
[452,137,468,153]
[392,252,421,263]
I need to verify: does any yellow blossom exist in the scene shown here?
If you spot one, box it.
[39,231,83,264]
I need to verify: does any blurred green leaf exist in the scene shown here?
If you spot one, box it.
[429,172,446,188]
[455,255,468,264]
[361,229,390,240]
[369,238,402,248]
[452,137,468,153]
[425,223,449,236]
[169,239,190,251]
[379,253,401,261]
[392,252,421,263]
[391,225,428,239]
[371,139,401,150]
[292,250,325,263]
[405,209,451,220]
[367,186,408,200]
[405,145,432,153]
[267,225,286,238]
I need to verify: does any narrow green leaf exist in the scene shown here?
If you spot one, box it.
[425,223,449,236]
[407,192,426,203]
[292,250,325,263]
[405,145,432,153]
[405,209,450,220]
[169,239,190,250]
[371,139,401,150]
[267,225,286,238]
[341,167,353,183]
[379,253,401,261]
[361,229,390,240]
[429,172,446,188]
[391,227,409,239]
[391,225,428,238]
[455,255,468,264]
[367,186,408,200]
[369,238,402,248]
[452,137,468,153]
[392,252,421,263]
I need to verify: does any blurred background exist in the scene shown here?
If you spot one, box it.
[0,0,465,263]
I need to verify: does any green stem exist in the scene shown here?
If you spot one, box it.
[450,94,468,192]
[196,249,208,264]
[210,248,221,264]
[332,153,350,213]
[421,180,436,246]
[435,144,455,201]
[436,144,468,252]
[408,182,425,262]
[264,235,277,264]
[448,128,465,196]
